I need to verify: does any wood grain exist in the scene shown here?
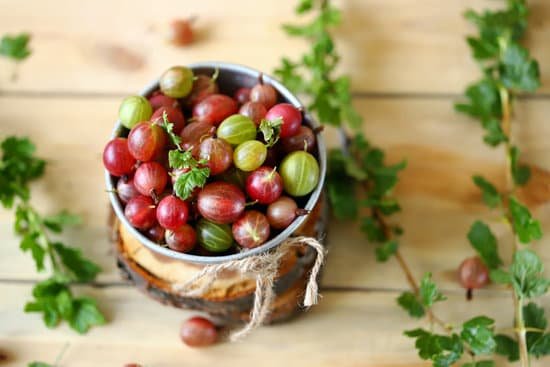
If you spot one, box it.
[1,283,548,367]
[0,96,548,292]
[1,0,550,94]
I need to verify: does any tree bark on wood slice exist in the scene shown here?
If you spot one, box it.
[112,194,327,325]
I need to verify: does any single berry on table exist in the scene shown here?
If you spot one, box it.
[180,316,218,347]
[169,18,194,46]
[458,256,489,290]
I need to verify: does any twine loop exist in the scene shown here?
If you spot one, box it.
[172,236,326,341]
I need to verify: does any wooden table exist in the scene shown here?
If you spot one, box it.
[1,0,549,365]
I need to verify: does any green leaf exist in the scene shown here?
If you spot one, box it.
[31,278,67,298]
[404,329,464,367]
[489,268,512,284]
[466,35,499,60]
[522,302,550,357]
[0,33,31,61]
[523,302,547,331]
[464,2,527,52]
[529,334,550,358]
[461,316,496,355]
[495,334,520,362]
[342,157,367,181]
[326,149,358,220]
[481,118,507,147]
[455,79,501,121]
[159,113,182,148]
[28,363,54,367]
[363,197,401,216]
[500,43,540,92]
[273,58,304,94]
[326,176,357,220]
[420,272,447,307]
[69,297,106,334]
[462,361,495,367]
[375,240,398,262]
[20,233,46,271]
[333,76,363,130]
[360,216,385,243]
[173,166,210,200]
[168,149,194,170]
[397,291,425,318]
[259,117,283,148]
[0,136,45,208]
[510,249,550,298]
[509,146,531,186]
[55,289,74,320]
[295,0,313,13]
[51,242,101,282]
[467,221,502,269]
[472,176,501,208]
[43,210,82,233]
[509,197,542,244]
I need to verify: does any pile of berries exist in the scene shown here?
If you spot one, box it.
[103,66,321,256]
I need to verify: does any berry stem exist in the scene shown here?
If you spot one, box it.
[372,207,450,332]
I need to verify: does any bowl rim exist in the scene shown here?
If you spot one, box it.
[105,61,327,264]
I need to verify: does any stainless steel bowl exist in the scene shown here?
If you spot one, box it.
[105,62,326,264]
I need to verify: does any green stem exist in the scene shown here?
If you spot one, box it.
[514,294,530,367]
[499,86,530,367]
[25,203,62,274]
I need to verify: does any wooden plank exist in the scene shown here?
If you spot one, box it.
[1,0,550,94]
[0,96,548,292]
[1,283,548,366]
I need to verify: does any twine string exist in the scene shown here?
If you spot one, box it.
[172,236,326,341]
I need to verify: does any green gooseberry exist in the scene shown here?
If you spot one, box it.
[196,219,234,252]
[216,114,257,145]
[279,150,319,197]
[159,66,194,98]
[233,140,267,172]
[118,95,153,129]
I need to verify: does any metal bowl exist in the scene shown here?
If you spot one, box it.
[105,62,326,264]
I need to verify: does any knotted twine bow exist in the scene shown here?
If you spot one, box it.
[172,236,326,342]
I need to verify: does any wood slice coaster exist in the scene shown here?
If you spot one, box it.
[113,195,327,325]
